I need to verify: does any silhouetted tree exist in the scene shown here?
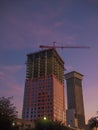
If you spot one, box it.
[0,96,18,130]
[88,117,98,130]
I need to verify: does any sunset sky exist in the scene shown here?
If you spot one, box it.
[0,0,98,123]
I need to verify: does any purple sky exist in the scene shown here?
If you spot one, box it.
[0,0,98,123]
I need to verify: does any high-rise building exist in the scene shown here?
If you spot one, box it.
[65,71,85,129]
[22,49,66,124]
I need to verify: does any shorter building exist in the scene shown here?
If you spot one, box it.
[16,118,35,130]
[65,71,85,130]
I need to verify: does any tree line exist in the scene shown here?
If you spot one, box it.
[0,96,98,130]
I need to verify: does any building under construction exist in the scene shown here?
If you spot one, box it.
[22,48,66,124]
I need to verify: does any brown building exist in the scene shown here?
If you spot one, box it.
[65,71,85,129]
[16,118,35,130]
[22,49,66,124]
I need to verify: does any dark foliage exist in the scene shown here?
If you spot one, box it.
[88,117,98,130]
[0,96,18,130]
[34,119,74,130]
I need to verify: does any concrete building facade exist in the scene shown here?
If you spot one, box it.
[22,49,66,124]
[65,71,85,129]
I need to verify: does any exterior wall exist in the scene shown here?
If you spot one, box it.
[22,75,53,121]
[16,118,35,130]
[66,109,78,128]
[53,75,66,124]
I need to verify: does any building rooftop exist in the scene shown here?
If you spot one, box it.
[27,48,64,64]
[65,71,83,80]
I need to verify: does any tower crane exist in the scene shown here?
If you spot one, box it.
[39,44,90,49]
[39,42,90,71]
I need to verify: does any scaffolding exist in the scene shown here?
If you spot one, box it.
[26,49,64,83]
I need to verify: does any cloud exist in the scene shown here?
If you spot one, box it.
[0,65,24,95]
[65,65,73,71]
[0,71,6,80]
[1,0,97,53]
[0,0,78,50]
[84,84,98,123]
[0,64,25,118]
[0,65,23,73]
